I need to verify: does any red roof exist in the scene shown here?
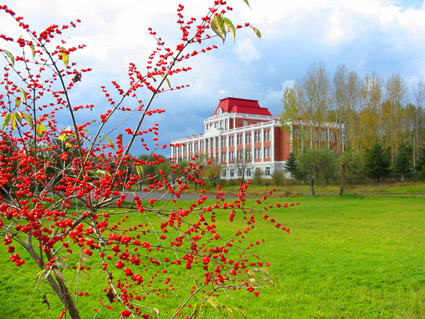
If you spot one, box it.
[213,97,272,116]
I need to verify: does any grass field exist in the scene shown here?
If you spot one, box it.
[1,195,424,318]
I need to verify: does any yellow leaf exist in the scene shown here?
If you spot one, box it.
[36,123,46,137]
[233,307,247,319]
[103,135,115,149]
[160,74,171,89]
[251,26,261,39]
[60,47,69,67]
[226,307,234,319]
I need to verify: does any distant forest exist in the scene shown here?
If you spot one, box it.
[281,62,425,166]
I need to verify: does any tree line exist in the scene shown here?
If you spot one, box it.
[282,62,425,165]
[279,63,425,194]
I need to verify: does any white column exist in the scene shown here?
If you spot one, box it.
[251,128,255,163]
[271,125,275,161]
[261,127,264,162]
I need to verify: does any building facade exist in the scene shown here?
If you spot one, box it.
[170,97,342,180]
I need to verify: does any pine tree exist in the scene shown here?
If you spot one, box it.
[364,142,391,182]
[394,143,413,180]
[415,146,425,179]
[284,151,298,180]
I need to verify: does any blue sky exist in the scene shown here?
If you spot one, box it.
[2,0,425,156]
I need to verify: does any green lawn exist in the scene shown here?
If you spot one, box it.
[1,195,424,318]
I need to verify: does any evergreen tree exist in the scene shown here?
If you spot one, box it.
[364,142,391,182]
[394,143,413,180]
[415,146,425,179]
[284,151,298,180]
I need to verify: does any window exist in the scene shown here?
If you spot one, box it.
[238,169,243,177]
[243,120,249,126]
[255,148,261,159]
[237,150,243,161]
[221,169,226,177]
[254,131,261,143]
[221,152,227,162]
[237,134,243,145]
[229,151,234,161]
[221,137,226,147]
[246,150,252,161]
[264,146,271,158]
[230,169,234,177]
[246,167,251,177]
[229,136,234,146]
[330,132,336,142]
[265,167,271,176]
[245,133,251,144]
[321,130,326,142]
[294,127,300,138]
[264,130,270,141]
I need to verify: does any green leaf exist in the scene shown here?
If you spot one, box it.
[20,112,34,128]
[15,97,21,107]
[2,112,12,130]
[211,15,226,43]
[242,0,251,8]
[217,14,226,35]
[26,41,35,57]
[3,49,14,66]
[135,165,144,177]
[224,17,236,42]
[15,111,22,124]
[17,86,28,105]
[95,169,112,177]
[60,47,69,67]
[251,26,261,39]
[103,135,115,149]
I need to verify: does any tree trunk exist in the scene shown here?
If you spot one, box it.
[26,245,81,318]
[310,179,316,196]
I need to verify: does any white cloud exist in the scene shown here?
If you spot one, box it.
[234,38,261,64]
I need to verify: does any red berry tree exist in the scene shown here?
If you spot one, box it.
[0,1,292,318]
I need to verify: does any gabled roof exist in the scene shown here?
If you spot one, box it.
[212,97,272,116]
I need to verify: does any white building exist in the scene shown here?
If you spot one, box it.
[170,97,342,180]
